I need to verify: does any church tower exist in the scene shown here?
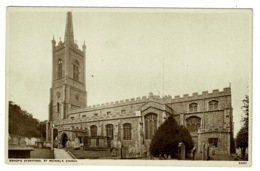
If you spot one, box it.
[49,12,87,121]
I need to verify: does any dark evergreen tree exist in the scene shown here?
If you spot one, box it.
[236,95,249,158]
[9,101,44,138]
[37,121,47,139]
[236,127,248,149]
[149,116,194,158]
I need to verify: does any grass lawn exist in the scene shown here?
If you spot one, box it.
[30,148,54,159]
[195,153,242,161]
[66,148,241,161]
[66,147,120,159]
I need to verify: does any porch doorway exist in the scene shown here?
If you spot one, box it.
[61,133,68,148]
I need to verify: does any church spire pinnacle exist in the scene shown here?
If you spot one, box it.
[64,11,74,45]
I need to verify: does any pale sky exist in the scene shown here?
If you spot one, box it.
[6,7,252,136]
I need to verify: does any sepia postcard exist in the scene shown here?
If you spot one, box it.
[5,7,252,166]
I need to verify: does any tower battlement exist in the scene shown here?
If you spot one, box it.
[49,11,87,121]
[52,39,85,55]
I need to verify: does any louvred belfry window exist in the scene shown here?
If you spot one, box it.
[73,60,79,81]
[58,59,62,79]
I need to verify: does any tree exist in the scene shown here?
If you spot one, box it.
[37,121,47,140]
[236,95,249,158]
[149,116,194,158]
[241,95,249,129]
[9,101,43,138]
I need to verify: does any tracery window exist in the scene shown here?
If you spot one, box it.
[186,116,201,132]
[209,100,219,111]
[123,123,131,140]
[73,60,79,81]
[145,113,157,139]
[189,103,198,112]
[58,59,62,79]
[90,125,97,137]
[106,124,114,140]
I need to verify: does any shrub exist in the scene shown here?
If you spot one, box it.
[149,116,194,158]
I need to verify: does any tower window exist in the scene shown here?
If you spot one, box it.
[58,59,62,79]
[123,123,132,140]
[57,102,60,113]
[73,60,79,81]
[209,100,219,111]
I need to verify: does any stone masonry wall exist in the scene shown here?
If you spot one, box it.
[198,132,230,155]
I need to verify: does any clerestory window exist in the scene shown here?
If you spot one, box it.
[209,100,219,111]
[189,103,198,112]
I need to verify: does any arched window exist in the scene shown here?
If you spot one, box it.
[191,124,196,132]
[186,124,191,132]
[189,103,198,112]
[73,60,80,81]
[186,116,201,132]
[58,59,62,79]
[106,124,113,140]
[144,113,157,139]
[196,123,200,132]
[57,102,60,113]
[90,125,97,137]
[209,100,219,111]
[123,123,131,140]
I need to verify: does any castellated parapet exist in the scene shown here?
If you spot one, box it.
[171,87,231,103]
[68,87,231,114]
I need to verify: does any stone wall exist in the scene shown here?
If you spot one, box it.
[56,117,142,151]
[48,87,233,156]
[198,132,230,155]
[67,101,146,121]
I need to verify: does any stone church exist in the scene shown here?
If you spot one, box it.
[46,12,234,156]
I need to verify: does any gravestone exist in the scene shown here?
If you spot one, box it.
[178,142,186,160]
[35,141,44,148]
[206,143,209,160]
[202,143,209,160]
[191,147,196,160]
